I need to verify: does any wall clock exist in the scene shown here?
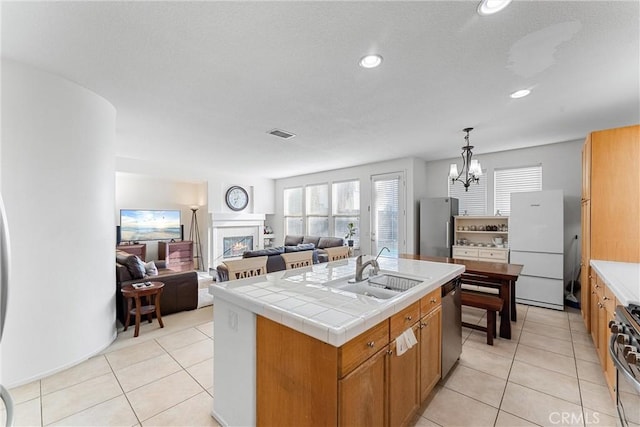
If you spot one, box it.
[225,186,249,211]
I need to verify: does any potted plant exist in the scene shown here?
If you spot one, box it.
[345,222,357,247]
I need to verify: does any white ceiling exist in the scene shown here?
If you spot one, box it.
[2,1,638,179]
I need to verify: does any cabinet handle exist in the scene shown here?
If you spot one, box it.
[387,350,393,356]
[405,315,412,321]
[430,298,437,303]
[603,296,610,301]
[597,302,603,309]
[367,341,375,348]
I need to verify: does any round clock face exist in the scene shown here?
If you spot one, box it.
[225,186,249,211]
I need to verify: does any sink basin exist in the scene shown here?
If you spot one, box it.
[367,274,423,292]
[337,282,399,300]
[324,273,424,300]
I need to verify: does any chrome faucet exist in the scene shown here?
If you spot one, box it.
[354,247,390,282]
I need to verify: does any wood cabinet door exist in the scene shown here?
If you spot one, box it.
[590,279,599,352]
[339,346,388,427]
[420,306,442,401]
[604,304,617,398]
[580,199,591,330]
[597,294,608,368]
[591,124,640,262]
[389,323,420,427]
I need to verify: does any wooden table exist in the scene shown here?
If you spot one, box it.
[400,254,523,340]
[121,281,165,337]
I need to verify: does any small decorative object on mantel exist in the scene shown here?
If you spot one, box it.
[345,222,357,247]
[496,209,502,216]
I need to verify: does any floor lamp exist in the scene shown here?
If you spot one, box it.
[189,207,204,271]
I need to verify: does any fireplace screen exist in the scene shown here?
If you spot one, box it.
[223,236,253,258]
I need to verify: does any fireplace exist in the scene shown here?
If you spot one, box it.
[223,236,254,259]
[210,212,265,267]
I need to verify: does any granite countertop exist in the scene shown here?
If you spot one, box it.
[209,256,464,347]
[590,260,640,306]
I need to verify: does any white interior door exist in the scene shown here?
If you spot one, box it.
[371,172,405,257]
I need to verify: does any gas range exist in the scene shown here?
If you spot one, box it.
[610,303,640,426]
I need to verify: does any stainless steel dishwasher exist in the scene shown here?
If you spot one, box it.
[441,278,462,378]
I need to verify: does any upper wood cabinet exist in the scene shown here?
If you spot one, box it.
[589,124,640,263]
[581,124,639,329]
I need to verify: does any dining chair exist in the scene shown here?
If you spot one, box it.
[223,256,268,280]
[281,251,313,270]
[324,246,349,261]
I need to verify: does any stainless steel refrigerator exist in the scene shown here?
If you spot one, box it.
[0,194,15,426]
[419,197,458,257]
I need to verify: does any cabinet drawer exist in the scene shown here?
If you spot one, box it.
[420,288,441,316]
[478,249,508,262]
[390,301,420,340]
[339,320,389,378]
[452,247,479,258]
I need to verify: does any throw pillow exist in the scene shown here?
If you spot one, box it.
[145,261,159,276]
[124,255,146,279]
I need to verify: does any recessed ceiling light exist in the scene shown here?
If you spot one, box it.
[510,89,531,99]
[359,54,383,69]
[477,0,513,16]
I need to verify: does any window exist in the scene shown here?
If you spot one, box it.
[494,165,542,216]
[332,180,360,246]
[283,180,360,242]
[448,171,487,215]
[306,184,329,236]
[284,187,303,235]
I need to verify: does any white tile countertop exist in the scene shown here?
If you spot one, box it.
[590,260,640,306]
[209,256,464,347]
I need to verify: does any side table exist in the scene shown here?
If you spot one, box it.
[121,281,165,337]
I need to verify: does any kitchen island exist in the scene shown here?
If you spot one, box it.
[208,256,464,427]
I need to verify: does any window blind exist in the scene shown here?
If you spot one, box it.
[448,172,487,215]
[373,176,400,255]
[494,165,542,216]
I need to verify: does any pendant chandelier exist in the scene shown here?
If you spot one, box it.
[448,127,482,192]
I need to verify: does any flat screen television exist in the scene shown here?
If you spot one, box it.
[120,209,182,242]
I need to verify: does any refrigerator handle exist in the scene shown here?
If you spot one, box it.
[0,194,10,342]
[446,221,450,248]
[0,384,14,427]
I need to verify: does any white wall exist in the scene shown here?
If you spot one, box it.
[1,60,117,386]
[115,173,208,264]
[115,157,275,216]
[273,158,420,255]
[423,139,583,282]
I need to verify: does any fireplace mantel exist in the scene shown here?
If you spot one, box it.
[210,212,266,268]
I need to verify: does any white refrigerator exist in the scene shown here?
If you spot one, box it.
[0,194,15,426]
[509,190,564,310]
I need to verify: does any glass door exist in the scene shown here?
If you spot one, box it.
[370,172,405,257]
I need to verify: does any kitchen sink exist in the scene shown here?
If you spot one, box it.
[367,273,424,292]
[325,273,425,300]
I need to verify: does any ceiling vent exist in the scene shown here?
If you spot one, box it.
[267,128,296,139]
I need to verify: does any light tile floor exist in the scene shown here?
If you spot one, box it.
[3,303,618,426]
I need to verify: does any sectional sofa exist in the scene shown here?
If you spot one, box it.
[216,235,345,282]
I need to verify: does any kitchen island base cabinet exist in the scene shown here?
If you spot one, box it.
[255,286,447,427]
[257,316,338,426]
